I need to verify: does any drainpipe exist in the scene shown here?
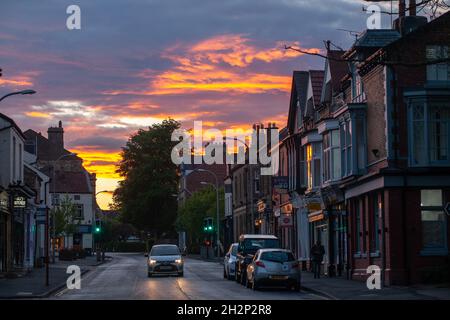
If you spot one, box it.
[381,192,387,287]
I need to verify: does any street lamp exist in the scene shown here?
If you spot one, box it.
[186,168,221,258]
[51,152,77,263]
[0,89,36,103]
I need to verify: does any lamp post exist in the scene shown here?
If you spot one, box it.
[185,168,220,258]
[51,152,77,263]
[0,89,36,103]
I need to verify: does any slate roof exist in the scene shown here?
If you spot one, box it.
[50,170,93,194]
[24,129,80,161]
[309,70,325,106]
[287,71,309,134]
[354,29,401,48]
[327,50,349,92]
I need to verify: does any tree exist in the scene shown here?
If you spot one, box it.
[52,195,80,247]
[176,186,224,251]
[113,119,181,238]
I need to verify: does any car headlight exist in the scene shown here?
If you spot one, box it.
[149,259,157,265]
[175,259,182,264]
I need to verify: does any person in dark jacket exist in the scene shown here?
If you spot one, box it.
[310,241,325,279]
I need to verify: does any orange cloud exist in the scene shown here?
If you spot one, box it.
[71,149,122,179]
[0,78,33,87]
[25,111,51,118]
[105,34,321,96]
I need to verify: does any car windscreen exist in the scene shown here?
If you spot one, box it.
[150,246,180,256]
[260,251,295,263]
[243,239,280,254]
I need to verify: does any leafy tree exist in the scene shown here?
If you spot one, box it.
[113,119,180,238]
[52,195,80,245]
[176,186,224,250]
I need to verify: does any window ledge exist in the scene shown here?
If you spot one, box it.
[353,252,367,259]
[370,251,380,258]
[420,249,449,256]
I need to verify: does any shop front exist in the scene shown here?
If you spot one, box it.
[0,191,9,273]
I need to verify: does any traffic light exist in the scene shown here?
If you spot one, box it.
[94,219,101,233]
[202,217,214,233]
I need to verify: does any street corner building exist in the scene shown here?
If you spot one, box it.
[228,8,450,287]
[0,116,97,275]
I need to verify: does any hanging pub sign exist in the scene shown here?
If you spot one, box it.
[257,200,266,213]
[272,176,288,194]
[13,196,27,208]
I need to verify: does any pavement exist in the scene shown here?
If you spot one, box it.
[0,255,111,299]
[300,272,450,300]
[50,253,324,300]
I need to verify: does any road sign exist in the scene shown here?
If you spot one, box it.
[444,202,450,216]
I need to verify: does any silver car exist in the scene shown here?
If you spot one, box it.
[246,249,301,291]
[147,244,184,277]
[223,243,238,280]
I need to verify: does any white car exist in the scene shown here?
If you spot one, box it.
[223,243,238,280]
[147,244,184,277]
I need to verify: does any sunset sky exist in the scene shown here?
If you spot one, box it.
[0,0,392,209]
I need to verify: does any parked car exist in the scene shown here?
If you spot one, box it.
[246,249,301,291]
[223,243,238,280]
[235,234,280,286]
[147,244,184,277]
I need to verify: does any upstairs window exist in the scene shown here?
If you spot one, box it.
[306,142,321,190]
[410,101,450,166]
[340,119,352,176]
[323,129,341,182]
[426,45,449,81]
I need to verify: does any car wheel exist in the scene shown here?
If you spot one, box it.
[147,272,152,278]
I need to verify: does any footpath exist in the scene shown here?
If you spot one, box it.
[0,255,111,299]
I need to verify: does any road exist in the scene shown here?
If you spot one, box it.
[52,253,325,300]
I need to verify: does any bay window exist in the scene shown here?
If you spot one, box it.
[306,142,321,190]
[323,129,341,182]
[410,101,450,166]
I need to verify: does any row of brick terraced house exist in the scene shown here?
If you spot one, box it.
[227,9,450,285]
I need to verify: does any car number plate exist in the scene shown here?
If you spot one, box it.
[270,275,288,280]
[160,266,172,270]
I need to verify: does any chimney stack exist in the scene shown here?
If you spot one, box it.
[409,0,417,16]
[399,0,406,18]
[48,121,64,158]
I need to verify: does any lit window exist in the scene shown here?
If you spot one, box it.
[420,190,447,253]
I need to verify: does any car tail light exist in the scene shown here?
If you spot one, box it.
[255,261,265,268]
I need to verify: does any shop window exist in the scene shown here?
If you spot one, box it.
[420,190,448,255]
[371,194,381,253]
[355,202,361,254]
[410,102,450,166]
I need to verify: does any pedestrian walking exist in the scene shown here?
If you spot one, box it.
[310,241,325,279]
